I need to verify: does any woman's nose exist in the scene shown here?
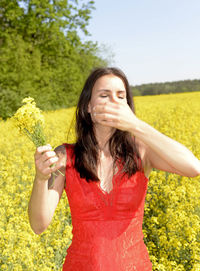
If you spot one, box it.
[110,94,118,103]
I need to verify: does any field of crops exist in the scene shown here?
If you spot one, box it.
[0,92,200,270]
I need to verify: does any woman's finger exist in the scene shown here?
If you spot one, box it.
[36,156,59,172]
[35,156,60,180]
[40,151,57,163]
[94,112,119,123]
[34,145,52,160]
[93,103,120,114]
[43,156,59,168]
[39,160,64,179]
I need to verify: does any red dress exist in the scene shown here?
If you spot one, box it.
[62,143,152,271]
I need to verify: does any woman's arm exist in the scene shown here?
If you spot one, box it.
[93,102,200,178]
[28,145,66,234]
[130,119,200,178]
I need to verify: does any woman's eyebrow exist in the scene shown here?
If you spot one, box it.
[117,90,126,94]
[96,89,110,93]
[97,89,126,93]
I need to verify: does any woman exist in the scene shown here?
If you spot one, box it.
[28,67,200,271]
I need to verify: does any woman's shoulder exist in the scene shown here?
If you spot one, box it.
[54,144,67,154]
[55,143,75,152]
[54,143,75,168]
[54,144,68,169]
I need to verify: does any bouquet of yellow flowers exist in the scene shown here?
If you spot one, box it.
[13,97,46,147]
[12,97,64,185]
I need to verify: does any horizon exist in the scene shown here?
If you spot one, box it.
[131,77,200,87]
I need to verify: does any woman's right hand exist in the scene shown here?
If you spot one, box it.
[34,144,60,181]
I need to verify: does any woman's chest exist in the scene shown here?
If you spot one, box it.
[96,158,118,194]
[65,169,148,220]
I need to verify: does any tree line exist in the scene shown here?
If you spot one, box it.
[131,79,200,96]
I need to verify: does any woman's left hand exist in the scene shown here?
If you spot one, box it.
[93,102,140,132]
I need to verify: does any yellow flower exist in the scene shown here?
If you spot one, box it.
[1,92,200,270]
[12,97,46,147]
[13,96,44,134]
[10,97,64,188]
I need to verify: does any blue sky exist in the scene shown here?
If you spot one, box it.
[83,0,200,85]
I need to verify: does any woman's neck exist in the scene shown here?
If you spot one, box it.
[94,125,116,157]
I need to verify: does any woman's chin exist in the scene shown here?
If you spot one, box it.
[94,123,116,133]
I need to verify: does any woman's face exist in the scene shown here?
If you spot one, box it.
[88,74,127,123]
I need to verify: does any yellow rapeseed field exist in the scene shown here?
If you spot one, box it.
[0,92,200,270]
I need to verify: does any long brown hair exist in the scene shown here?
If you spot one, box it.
[74,67,142,182]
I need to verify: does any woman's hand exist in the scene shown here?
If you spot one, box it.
[34,145,61,181]
[92,102,140,132]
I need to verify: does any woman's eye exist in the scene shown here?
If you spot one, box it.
[100,95,108,98]
[119,96,125,99]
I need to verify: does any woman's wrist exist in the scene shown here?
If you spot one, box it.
[34,174,49,183]
[128,117,146,138]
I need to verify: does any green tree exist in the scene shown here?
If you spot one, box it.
[0,0,107,119]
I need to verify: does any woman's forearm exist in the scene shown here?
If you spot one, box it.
[28,177,51,235]
[130,119,200,176]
